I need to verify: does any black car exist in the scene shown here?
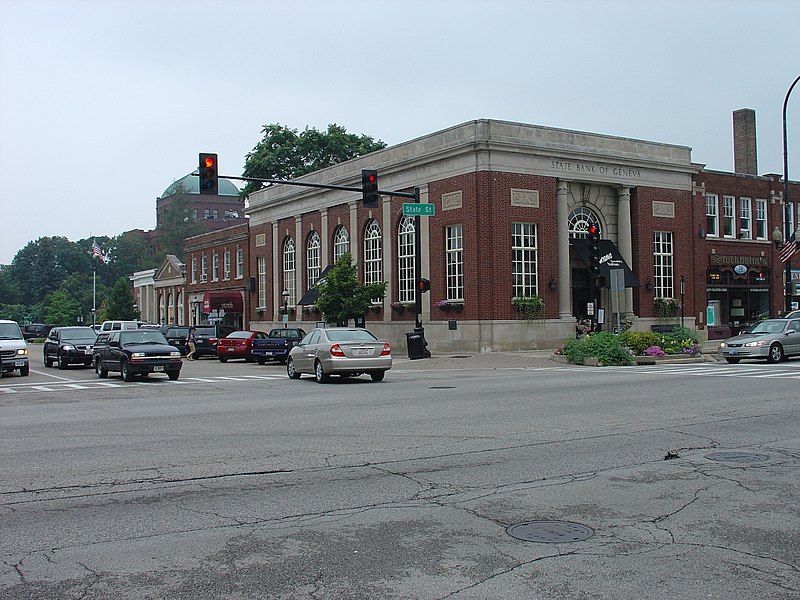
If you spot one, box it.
[23,323,55,340]
[43,326,97,369]
[192,324,238,358]
[163,326,192,356]
[93,330,182,382]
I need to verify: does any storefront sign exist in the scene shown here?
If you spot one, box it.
[710,255,768,267]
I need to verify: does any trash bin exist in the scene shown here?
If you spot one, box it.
[405,331,428,360]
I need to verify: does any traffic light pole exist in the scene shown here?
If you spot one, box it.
[413,187,423,332]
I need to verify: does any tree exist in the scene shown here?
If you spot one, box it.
[105,277,137,320]
[155,183,204,261]
[43,289,81,326]
[314,253,386,325]
[241,123,387,196]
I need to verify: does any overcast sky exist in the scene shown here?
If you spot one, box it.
[1,0,798,264]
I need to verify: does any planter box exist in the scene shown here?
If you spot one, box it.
[634,354,704,365]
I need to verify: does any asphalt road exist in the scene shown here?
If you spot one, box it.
[1,348,798,599]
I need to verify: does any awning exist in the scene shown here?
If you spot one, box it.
[202,291,243,312]
[572,239,641,288]
[297,265,333,306]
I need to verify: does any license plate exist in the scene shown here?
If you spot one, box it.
[84,349,92,355]
[227,348,235,352]
[153,365,164,372]
[729,349,737,355]
[353,348,371,356]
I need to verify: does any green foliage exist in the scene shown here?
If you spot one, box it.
[512,295,545,320]
[617,330,661,355]
[105,277,137,320]
[155,183,204,261]
[43,289,81,326]
[654,297,680,318]
[314,253,386,324]
[561,332,634,366]
[241,123,387,197]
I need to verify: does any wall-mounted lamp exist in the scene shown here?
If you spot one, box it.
[772,226,784,248]
[699,226,706,239]
[548,276,557,291]
[645,279,653,292]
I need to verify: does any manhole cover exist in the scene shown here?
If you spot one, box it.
[506,520,593,543]
[705,451,769,464]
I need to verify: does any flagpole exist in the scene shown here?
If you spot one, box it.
[783,75,800,313]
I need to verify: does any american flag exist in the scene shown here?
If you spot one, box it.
[90,240,105,261]
[779,231,799,263]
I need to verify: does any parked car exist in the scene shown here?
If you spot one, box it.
[251,327,306,364]
[0,320,29,376]
[216,330,269,362]
[93,329,182,381]
[718,318,800,363]
[286,327,392,383]
[192,324,239,358]
[43,326,97,369]
[22,323,55,340]
[163,326,193,356]
[98,320,145,333]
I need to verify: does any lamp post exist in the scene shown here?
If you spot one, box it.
[281,289,289,328]
[680,274,685,328]
[783,75,800,313]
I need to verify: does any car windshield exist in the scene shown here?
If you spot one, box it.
[194,327,216,335]
[166,328,190,337]
[325,329,378,342]
[748,320,787,334]
[0,323,23,339]
[226,331,252,339]
[120,331,168,345]
[61,327,97,340]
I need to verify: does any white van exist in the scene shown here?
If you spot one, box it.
[0,320,29,376]
[98,320,144,333]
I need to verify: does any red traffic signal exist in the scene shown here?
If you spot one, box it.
[199,153,218,195]
[361,169,379,207]
[418,277,430,293]
[587,223,601,277]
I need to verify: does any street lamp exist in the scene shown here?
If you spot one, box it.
[281,289,289,328]
[782,74,800,313]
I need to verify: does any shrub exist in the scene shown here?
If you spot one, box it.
[617,330,661,355]
[561,332,634,366]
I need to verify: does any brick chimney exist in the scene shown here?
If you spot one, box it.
[733,108,758,175]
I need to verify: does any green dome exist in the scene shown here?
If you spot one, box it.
[161,173,240,198]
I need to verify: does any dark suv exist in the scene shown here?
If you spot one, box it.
[193,324,238,358]
[43,326,97,369]
[23,323,54,340]
[93,329,182,382]
[163,326,192,356]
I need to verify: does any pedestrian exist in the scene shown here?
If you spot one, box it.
[186,327,196,361]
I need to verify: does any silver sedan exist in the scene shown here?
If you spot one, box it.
[718,318,800,363]
[287,327,392,382]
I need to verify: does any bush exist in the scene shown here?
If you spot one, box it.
[561,332,634,366]
[617,330,661,355]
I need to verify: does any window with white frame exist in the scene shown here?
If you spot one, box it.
[307,232,321,288]
[332,226,349,264]
[397,216,416,303]
[223,250,231,279]
[722,195,735,238]
[236,247,244,278]
[283,237,296,305]
[739,197,751,239]
[191,257,197,284]
[512,223,538,298]
[201,255,208,282]
[567,207,600,239]
[446,224,464,301]
[364,220,382,285]
[212,253,219,281]
[755,198,767,240]
[705,194,719,237]
[257,256,267,308]
[653,231,674,299]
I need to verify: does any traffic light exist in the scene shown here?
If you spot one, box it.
[418,277,430,293]
[587,223,601,280]
[199,153,218,195]
[361,169,379,207]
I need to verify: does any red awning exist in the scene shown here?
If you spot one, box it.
[202,291,243,313]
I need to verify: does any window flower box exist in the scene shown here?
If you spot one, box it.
[435,300,464,312]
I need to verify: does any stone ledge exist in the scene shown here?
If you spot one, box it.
[551,353,705,366]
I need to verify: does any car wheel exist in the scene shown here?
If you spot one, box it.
[121,360,135,382]
[314,360,329,383]
[724,358,741,364]
[257,357,266,365]
[219,356,228,363]
[19,365,29,377]
[95,358,108,379]
[287,357,301,379]
[57,353,67,370]
[767,343,785,363]
[167,370,180,381]
[44,352,53,368]
[370,370,385,382]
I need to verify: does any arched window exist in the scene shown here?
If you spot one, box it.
[363,220,382,285]
[568,208,601,239]
[283,237,296,305]
[332,225,349,264]
[397,216,416,302]
[307,232,321,288]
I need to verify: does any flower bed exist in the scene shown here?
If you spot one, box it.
[556,326,701,366]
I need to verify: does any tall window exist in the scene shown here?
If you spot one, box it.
[397,216,416,302]
[755,198,767,240]
[223,249,231,279]
[333,226,349,264]
[706,194,719,237]
[446,224,464,301]
[212,253,219,281]
[257,256,267,308]
[567,207,599,239]
[201,255,208,282]
[512,223,538,298]
[191,257,197,284]
[653,231,674,299]
[236,247,244,278]
[739,197,751,239]
[722,195,735,238]
[364,220,382,285]
[283,238,296,305]
[306,232,321,288]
